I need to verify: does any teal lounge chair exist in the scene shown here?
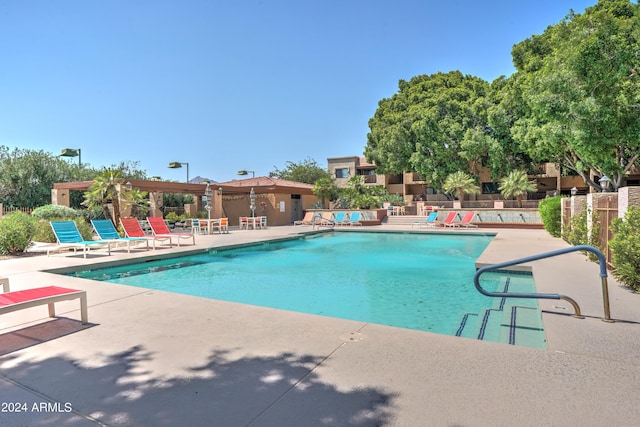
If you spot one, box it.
[412,211,439,228]
[49,221,112,258]
[347,211,363,226]
[334,212,347,226]
[91,219,150,252]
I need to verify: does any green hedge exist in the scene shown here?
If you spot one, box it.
[538,196,563,237]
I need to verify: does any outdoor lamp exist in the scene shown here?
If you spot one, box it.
[570,187,578,197]
[238,170,255,178]
[60,148,81,167]
[125,182,132,192]
[168,162,189,182]
[599,175,611,192]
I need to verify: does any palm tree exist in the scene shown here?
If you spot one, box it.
[83,169,128,227]
[443,171,480,206]
[499,170,537,208]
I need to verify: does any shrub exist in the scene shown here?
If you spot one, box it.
[32,204,79,220]
[562,210,589,246]
[538,196,563,237]
[0,211,37,254]
[379,193,405,206]
[609,207,640,291]
[165,211,184,222]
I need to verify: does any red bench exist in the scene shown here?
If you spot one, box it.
[0,286,88,324]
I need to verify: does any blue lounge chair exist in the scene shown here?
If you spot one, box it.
[49,221,112,258]
[347,211,363,226]
[334,212,347,226]
[412,211,439,228]
[91,219,150,252]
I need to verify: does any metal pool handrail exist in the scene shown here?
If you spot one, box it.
[473,245,613,322]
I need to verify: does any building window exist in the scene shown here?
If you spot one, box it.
[482,182,500,194]
[335,168,349,178]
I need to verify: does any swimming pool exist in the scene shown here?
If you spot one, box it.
[69,232,545,348]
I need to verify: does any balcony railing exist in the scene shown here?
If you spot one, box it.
[363,175,377,184]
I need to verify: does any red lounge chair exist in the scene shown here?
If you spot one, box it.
[441,211,459,227]
[459,211,478,228]
[147,217,195,246]
[0,286,88,324]
[120,218,172,249]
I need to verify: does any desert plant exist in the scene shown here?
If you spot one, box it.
[538,196,563,237]
[0,211,37,254]
[609,207,640,291]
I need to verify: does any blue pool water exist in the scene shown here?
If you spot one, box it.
[69,232,544,346]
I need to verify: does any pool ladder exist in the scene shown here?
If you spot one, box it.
[473,245,613,322]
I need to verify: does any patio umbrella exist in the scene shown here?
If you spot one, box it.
[250,187,256,217]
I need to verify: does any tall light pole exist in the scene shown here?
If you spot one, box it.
[168,162,190,182]
[60,148,81,167]
[237,170,255,178]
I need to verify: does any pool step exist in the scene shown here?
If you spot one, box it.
[454,276,547,349]
[499,306,546,348]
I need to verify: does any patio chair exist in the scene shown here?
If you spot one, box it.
[120,217,171,249]
[147,216,195,246]
[412,211,439,228]
[318,212,335,227]
[91,219,150,252]
[48,221,112,258]
[442,212,461,227]
[0,285,88,324]
[255,216,267,229]
[239,216,249,230]
[191,219,208,235]
[334,212,348,226]
[294,212,315,226]
[347,211,363,226]
[459,211,478,228]
[212,217,229,234]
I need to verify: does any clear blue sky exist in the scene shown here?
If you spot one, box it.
[0,0,596,183]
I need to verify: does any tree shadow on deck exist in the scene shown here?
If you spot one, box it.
[0,345,397,426]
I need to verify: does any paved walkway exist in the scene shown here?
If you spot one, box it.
[0,226,638,426]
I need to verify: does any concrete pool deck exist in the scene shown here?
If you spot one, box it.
[0,226,638,426]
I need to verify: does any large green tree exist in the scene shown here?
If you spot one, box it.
[365,71,490,190]
[0,146,93,208]
[510,0,640,191]
[270,158,331,184]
